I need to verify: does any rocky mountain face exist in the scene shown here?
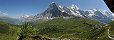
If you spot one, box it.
[6,2,113,24]
[34,3,82,18]
[27,2,113,24]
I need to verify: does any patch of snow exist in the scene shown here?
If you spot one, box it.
[112,14,114,18]
[70,10,82,17]
[88,13,95,17]
[88,10,94,14]
[51,2,55,4]
[59,5,63,8]
[102,10,109,16]
[69,4,79,10]
[111,19,114,21]
[61,10,65,12]
[70,10,76,16]
[93,8,98,11]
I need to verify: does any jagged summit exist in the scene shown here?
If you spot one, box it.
[69,4,79,10]
[30,3,114,23]
[51,2,55,4]
[49,2,58,8]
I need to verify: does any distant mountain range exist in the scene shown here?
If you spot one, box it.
[0,16,23,25]
[0,2,114,24]
[0,11,23,25]
[29,2,114,24]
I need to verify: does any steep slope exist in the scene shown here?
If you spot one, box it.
[0,21,9,33]
[33,17,110,40]
[32,3,114,24]
[39,2,75,18]
[0,21,21,40]
[83,9,113,23]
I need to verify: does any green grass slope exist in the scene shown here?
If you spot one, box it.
[33,17,110,40]
[0,21,21,40]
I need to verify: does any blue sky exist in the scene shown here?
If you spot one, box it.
[0,0,111,17]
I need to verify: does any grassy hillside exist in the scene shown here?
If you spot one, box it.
[0,17,112,40]
[108,21,114,38]
[33,17,110,40]
[0,21,21,40]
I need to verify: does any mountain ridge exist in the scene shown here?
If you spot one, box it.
[0,2,113,24]
[30,2,114,24]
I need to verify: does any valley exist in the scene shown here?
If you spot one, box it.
[0,2,114,40]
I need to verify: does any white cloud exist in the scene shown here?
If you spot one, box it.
[20,15,30,18]
[0,11,8,16]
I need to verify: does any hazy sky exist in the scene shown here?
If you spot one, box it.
[0,0,111,17]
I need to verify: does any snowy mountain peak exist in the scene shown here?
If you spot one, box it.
[102,10,110,16]
[59,5,63,8]
[51,2,55,4]
[33,3,114,24]
[93,8,99,11]
[48,2,59,10]
[69,4,79,10]
[50,2,57,6]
